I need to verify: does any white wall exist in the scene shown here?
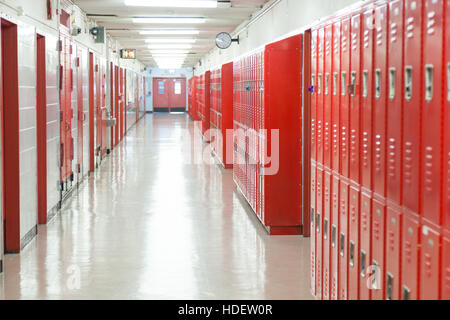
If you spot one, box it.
[144,67,194,112]
[195,0,362,74]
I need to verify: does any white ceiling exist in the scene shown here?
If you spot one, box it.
[73,0,270,67]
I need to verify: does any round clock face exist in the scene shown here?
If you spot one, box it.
[215,32,232,49]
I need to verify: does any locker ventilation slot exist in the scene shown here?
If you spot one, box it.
[405,66,413,101]
[389,68,396,100]
[362,70,368,98]
[341,72,347,96]
[425,64,434,102]
[375,69,381,99]
[360,250,366,277]
[324,218,329,240]
[349,241,355,267]
[402,285,411,300]
[333,72,338,96]
[386,273,394,300]
[340,233,345,257]
[331,225,336,248]
[325,73,329,96]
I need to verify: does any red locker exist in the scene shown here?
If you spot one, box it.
[421,0,444,226]
[331,173,340,300]
[371,196,386,300]
[323,170,332,299]
[317,27,325,165]
[311,162,317,297]
[401,211,420,300]
[386,0,404,205]
[442,0,450,237]
[340,18,351,178]
[361,7,374,190]
[349,13,362,184]
[323,25,333,168]
[339,177,350,300]
[316,165,324,299]
[420,222,440,299]
[348,185,360,299]
[359,192,371,300]
[311,29,318,163]
[402,0,424,214]
[385,206,402,300]
[442,232,450,300]
[372,3,389,197]
[331,21,341,173]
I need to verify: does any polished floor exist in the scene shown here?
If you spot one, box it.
[0,114,312,300]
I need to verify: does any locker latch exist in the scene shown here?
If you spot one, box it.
[375,69,381,99]
[389,68,396,100]
[402,285,411,300]
[425,64,434,102]
[341,72,347,96]
[340,233,345,257]
[360,250,366,277]
[405,66,413,101]
[447,63,450,102]
[349,240,355,267]
[331,225,336,248]
[386,273,394,300]
[316,212,320,233]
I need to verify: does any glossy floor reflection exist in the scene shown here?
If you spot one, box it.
[0,114,313,300]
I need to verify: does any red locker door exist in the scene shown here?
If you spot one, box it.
[373,3,388,197]
[386,0,404,205]
[442,234,450,300]
[349,13,362,185]
[317,27,325,165]
[361,7,374,190]
[401,212,419,300]
[420,223,440,299]
[331,174,340,300]
[323,170,332,299]
[311,29,318,163]
[340,18,351,178]
[339,177,349,300]
[348,185,360,300]
[114,65,119,146]
[422,0,444,226]
[323,25,333,169]
[311,162,317,297]
[386,206,401,300]
[95,61,101,161]
[76,49,83,176]
[316,165,324,299]
[402,0,423,215]
[371,197,386,300]
[331,21,341,173]
[120,68,124,141]
[359,192,371,300]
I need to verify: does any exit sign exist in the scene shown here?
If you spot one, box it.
[120,49,136,59]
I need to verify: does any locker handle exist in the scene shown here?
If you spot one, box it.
[323,218,328,240]
[425,64,434,102]
[362,70,368,98]
[389,68,396,100]
[349,71,356,96]
[402,285,411,300]
[333,72,338,96]
[386,272,394,300]
[325,73,329,96]
[360,250,366,277]
[375,69,381,99]
[310,208,315,227]
[340,233,345,257]
[316,212,320,233]
[331,224,336,248]
[349,240,355,267]
[405,66,413,101]
[317,74,322,95]
[341,72,347,96]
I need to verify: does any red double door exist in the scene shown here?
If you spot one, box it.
[153,77,186,112]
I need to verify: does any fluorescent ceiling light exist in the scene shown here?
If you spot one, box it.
[150,50,190,54]
[139,30,200,35]
[145,38,196,43]
[133,17,206,24]
[151,54,188,57]
[148,44,192,49]
[125,0,217,8]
